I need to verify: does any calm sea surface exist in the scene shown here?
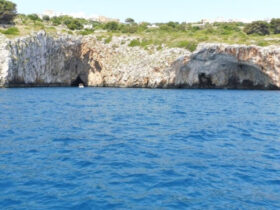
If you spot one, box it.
[0,88,279,209]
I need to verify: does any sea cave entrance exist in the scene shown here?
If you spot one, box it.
[71,76,86,87]
[198,73,214,88]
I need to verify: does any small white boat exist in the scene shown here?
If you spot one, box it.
[79,83,84,88]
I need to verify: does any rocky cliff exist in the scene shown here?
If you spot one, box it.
[0,32,86,87]
[0,31,279,89]
[174,44,280,89]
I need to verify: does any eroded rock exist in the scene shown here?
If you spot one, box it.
[174,44,280,89]
[0,32,279,89]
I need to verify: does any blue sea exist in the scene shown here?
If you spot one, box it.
[0,88,279,209]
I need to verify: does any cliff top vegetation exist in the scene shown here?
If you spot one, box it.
[1,0,280,51]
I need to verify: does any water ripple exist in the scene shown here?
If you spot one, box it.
[0,88,279,209]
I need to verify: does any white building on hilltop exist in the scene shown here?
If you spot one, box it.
[199,17,269,24]
[40,10,120,23]
[89,16,120,23]
[147,24,159,29]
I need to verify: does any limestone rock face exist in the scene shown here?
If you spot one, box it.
[0,32,280,89]
[0,31,90,87]
[0,36,9,87]
[80,36,189,88]
[174,44,280,89]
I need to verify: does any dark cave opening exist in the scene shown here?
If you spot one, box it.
[71,76,86,87]
[198,73,214,88]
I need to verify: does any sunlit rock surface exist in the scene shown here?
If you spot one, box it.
[0,31,279,89]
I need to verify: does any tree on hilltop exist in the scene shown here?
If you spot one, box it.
[125,18,135,24]
[104,21,119,31]
[244,21,270,35]
[27,14,41,22]
[0,0,17,24]
[270,18,280,34]
[66,19,83,30]
[43,15,50,21]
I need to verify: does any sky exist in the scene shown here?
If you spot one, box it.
[12,0,280,23]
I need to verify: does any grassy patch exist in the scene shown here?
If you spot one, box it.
[79,29,94,36]
[96,35,104,41]
[156,45,163,51]
[256,40,269,47]
[128,39,141,47]
[0,27,20,35]
[45,26,57,33]
[173,40,198,52]
[128,38,153,48]
[104,35,112,44]
[33,22,45,30]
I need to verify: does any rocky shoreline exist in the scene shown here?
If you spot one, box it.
[0,31,279,89]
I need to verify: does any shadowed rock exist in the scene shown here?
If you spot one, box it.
[174,48,278,89]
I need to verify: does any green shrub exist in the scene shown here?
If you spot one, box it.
[120,24,138,33]
[191,26,201,32]
[0,26,19,35]
[217,28,233,36]
[140,38,153,47]
[104,21,119,31]
[197,36,209,42]
[27,14,41,21]
[128,39,141,47]
[138,22,149,31]
[92,21,102,29]
[34,22,45,30]
[51,16,62,26]
[214,22,241,32]
[176,23,187,31]
[256,40,269,46]
[167,21,179,29]
[156,45,163,51]
[66,19,83,30]
[244,21,270,35]
[128,25,138,33]
[159,24,173,31]
[104,35,112,43]
[45,26,56,33]
[62,16,73,25]
[0,0,17,24]
[42,15,50,21]
[174,40,198,52]
[96,35,103,41]
[79,29,94,35]
[270,18,280,34]
[204,27,214,34]
[127,38,152,48]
